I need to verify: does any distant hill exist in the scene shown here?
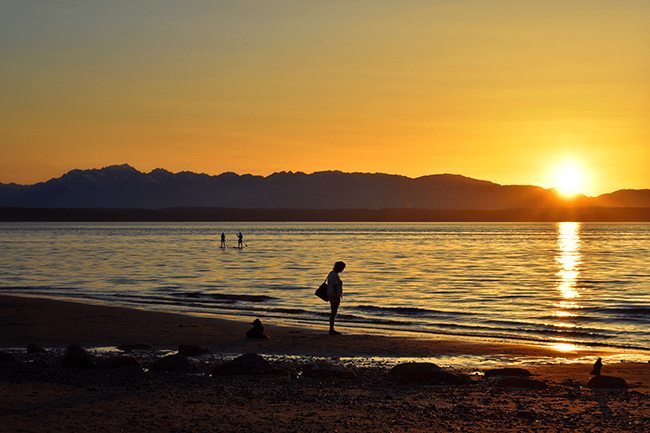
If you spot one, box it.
[0,164,648,210]
[586,189,650,208]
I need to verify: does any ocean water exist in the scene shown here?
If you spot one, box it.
[1,221,649,355]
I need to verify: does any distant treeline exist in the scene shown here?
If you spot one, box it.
[2,206,650,222]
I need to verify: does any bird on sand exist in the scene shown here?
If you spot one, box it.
[589,357,603,376]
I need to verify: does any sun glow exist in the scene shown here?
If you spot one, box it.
[550,342,579,353]
[556,168,581,197]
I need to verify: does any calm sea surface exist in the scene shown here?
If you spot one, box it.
[1,222,649,355]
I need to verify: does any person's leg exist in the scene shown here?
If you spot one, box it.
[328,296,340,334]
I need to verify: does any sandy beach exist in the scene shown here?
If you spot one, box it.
[2,294,650,432]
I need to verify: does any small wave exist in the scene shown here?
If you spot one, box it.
[357,305,430,315]
[112,293,177,303]
[589,306,650,323]
[270,307,312,315]
[210,293,274,303]
[264,285,309,292]
[356,304,474,317]
[535,326,604,339]
[168,292,274,303]
[108,278,138,285]
[602,306,650,316]
[157,285,183,290]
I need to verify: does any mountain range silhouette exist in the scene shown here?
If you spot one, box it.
[1,164,649,214]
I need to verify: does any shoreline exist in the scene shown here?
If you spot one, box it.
[3,291,649,360]
[2,294,647,365]
[3,294,650,433]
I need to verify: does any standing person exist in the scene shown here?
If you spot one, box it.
[327,261,346,335]
[220,232,226,249]
[237,232,243,248]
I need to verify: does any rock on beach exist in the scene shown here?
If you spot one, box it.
[26,343,47,354]
[492,376,547,389]
[211,353,288,376]
[389,362,472,385]
[484,367,532,377]
[178,344,210,357]
[63,343,95,369]
[587,375,628,389]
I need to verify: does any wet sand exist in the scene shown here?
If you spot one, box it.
[0,294,628,361]
[2,294,650,432]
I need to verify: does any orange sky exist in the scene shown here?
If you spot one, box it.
[1,1,649,197]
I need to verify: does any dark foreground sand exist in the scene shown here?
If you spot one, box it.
[2,294,650,433]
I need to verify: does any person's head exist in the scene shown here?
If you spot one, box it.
[332,261,346,272]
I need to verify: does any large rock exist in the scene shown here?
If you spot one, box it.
[26,344,47,354]
[149,353,192,372]
[485,368,531,377]
[389,362,471,385]
[301,361,356,379]
[587,375,628,389]
[212,353,287,376]
[63,344,96,369]
[178,344,209,357]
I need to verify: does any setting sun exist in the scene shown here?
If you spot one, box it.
[556,168,581,197]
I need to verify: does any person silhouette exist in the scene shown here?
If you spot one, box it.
[220,232,226,249]
[237,232,243,248]
[326,261,346,335]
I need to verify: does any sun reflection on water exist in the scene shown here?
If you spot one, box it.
[549,222,584,355]
[553,222,582,325]
[550,342,580,353]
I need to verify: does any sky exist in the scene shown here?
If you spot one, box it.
[1,0,648,197]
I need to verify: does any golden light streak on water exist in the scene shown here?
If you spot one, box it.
[550,342,580,353]
[553,222,582,325]
[553,310,577,318]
